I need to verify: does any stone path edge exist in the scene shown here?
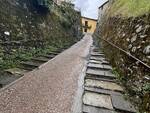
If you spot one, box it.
[71,59,88,113]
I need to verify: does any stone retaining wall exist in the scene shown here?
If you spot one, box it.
[94,14,150,112]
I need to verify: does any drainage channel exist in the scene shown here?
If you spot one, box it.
[0,47,69,89]
[82,46,137,113]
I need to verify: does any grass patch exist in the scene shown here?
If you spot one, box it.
[112,68,125,82]
[109,0,150,17]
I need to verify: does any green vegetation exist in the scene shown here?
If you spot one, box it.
[109,0,150,17]
[0,46,57,70]
[143,83,150,92]
[112,68,124,81]
[0,0,81,71]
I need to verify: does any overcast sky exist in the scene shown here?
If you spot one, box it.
[74,0,107,19]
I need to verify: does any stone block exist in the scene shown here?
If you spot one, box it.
[86,68,105,76]
[111,95,136,113]
[91,53,105,57]
[83,105,115,113]
[84,87,122,96]
[90,56,105,61]
[5,68,28,76]
[103,65,112,70]
[87,63,103,69]
[41,54,56,59]
[85,76,115,82]
[86,68,115,79]
[89,60,102,64]
[85,79,124,92]
[32,57,49,62]
[83,92,113,109]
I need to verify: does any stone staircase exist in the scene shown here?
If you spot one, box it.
[0,47,69,88]
[82,46,136,113]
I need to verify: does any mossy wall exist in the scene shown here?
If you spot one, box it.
[0,0,82,69]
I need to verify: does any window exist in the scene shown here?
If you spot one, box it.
[84,28,87,32]
[85,21,88,26]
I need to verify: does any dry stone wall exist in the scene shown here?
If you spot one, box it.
[0,0,82,70]
[94,14,150,112]
[0,0,81,51]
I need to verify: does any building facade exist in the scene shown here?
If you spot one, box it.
[81,17,97,34]
[98,0,109,23]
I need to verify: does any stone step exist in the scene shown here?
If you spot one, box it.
[92,48,104,52]
[31,57,49,62]
[83,91,113,110]
[86,68,116,80]
[87,63,103,70]
[85,76,115,82]
[19,66,35,71]
[91,51,104,54]
[91,53,105,57]
[111,95,136,113]
[84,87,122,96]
[82,45,136,113]
[102,61,110,65]
[21,61,42,67]
[90,56,107,62]
[86,68,105,77]
[20,61,42,70]
[85,79,124,92]
[47,52,59,56]
[92,49,100,52]
[87,63,112,70]
[30,59,45,64]
[105,71,116,78]
[83,87,136,113]
[41,54,56,59]
[103,65,112,70]
[89,59,110,65]
[83,105,116,113]
[89,60,102,64]
[4,68,28,76]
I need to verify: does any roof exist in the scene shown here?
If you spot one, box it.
[98,0,109,9]
[82,16,98,21]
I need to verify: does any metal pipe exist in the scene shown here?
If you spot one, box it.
[95,34,150,69]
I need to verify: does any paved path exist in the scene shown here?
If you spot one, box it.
[0,35,92,113]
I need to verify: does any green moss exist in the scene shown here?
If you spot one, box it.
[0,45,57,70]
[0,0,82,71]
[143,83,150,92]
[109,0,150,17]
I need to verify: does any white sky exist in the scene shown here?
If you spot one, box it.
[74,0,107,19]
